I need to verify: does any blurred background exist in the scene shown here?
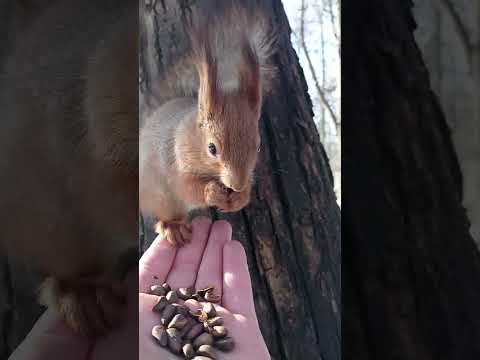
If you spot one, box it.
[413,0,480,248]
[283,0,341,204]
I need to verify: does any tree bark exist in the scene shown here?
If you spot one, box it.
[139,1,341,360]
[343,1,480,359]
[0,2,46,357]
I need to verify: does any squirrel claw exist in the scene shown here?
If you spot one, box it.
[155,220,192,247]
[39,276,127,337]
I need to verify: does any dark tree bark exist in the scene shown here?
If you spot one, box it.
[139,1,341,360]
[343,1,480,359]
[0,2,46,357]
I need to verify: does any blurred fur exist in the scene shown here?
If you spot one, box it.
[0,0,137,335]
[144,0,276,114]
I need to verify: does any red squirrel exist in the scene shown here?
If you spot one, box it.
[0,1,137,336]
[140,3,276,246]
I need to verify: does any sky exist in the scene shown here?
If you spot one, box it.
[281,0,341,139]
[281,0,341,203]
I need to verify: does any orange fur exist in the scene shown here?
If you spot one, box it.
[140,2,275,246]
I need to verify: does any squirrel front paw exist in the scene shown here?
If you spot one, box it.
[155,220,192,247]
[39,276,126,337]
[204,180,251,212]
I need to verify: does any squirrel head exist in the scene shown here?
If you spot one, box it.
[194,42,262,192]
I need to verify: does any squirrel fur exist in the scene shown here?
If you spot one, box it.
[0,0,137,336]
[140,2,276,246]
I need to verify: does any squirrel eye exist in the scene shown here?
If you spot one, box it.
[257,144,261,153]
[208,143,217,156]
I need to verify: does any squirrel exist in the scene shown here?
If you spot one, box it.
[140,2,276,246]
[0,0,137,336]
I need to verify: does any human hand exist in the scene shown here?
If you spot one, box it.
[8,271,138,360]
[139,217,270,360]
[8,217,268,360]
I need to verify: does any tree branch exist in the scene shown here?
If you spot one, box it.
[326,0,339,43]
[300,0,340,135]
[435,0,473,72]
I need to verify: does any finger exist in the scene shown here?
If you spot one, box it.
[222,240,256,316]
[195,220,232,298]
[8,309,91,360]
[138,293,165,359]
[139,234,177,293]
[166,217,211,288]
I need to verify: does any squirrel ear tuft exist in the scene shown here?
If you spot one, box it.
[240,42,261,111]
[193,28,219,120]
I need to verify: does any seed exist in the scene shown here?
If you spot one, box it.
[203,302,216,318]
[162,283,171,293]
[207,317,223,327]
[199,311,209,323]
[178,286,194,300]
[193,332,214,348]
[172,303,190,316]
[166,327,180,337]
[203,322,211,332]
[211,326,227,338]
[192,293,204,302]
[168,336,182,354]
[191,309,209,323]
[182,343,195,359]
[149,285,235,357]
[197,344,216,359]
[166,328,182,354]
[179,317,196,338]
[149,284,166,296]
[166,290,178,303]
[152,296,169,313]
[195,286,212,297]
[214,337,235,352]
[161,304,176,326]
[204,291,220,303]
[185,323,204,340]
[168,314,188,330]
[151,325,168,347]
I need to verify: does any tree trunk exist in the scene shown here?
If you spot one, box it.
[139,1,341,360]
[343,1,480,359]
[0,2,46,357]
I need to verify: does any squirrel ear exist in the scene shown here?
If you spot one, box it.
[240,42,261,111]
[196,43,218,119]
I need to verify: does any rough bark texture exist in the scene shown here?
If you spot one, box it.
[413,0,480,246]
[343,1,480,359]
[139,1,341,360]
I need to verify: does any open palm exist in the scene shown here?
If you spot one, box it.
[139,217,270,360]
[8,217,268,360]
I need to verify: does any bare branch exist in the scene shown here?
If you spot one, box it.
[314,1,341,58]
[300,0,340,134]
[326,0,339,43]
[435,0,473,71]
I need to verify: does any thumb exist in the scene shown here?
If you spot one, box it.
[8,308,92,360]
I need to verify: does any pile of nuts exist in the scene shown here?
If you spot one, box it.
[149,282,235,359]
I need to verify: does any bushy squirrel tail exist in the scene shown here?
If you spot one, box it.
[145,1,276,114]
